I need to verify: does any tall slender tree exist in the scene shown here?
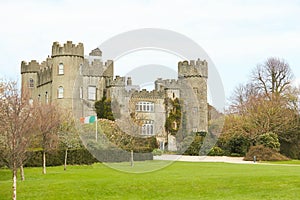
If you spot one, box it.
[0,80,35,200]
[34,102,62,174]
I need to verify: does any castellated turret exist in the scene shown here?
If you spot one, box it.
[52,41,84,58]
[177,58,208,133]
[178,59,208,78]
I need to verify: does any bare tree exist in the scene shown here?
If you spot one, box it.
[252,57,294,100]
[34,102,62,174]
[0,80,35,200]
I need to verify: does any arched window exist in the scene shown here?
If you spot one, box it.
[29,78,34,88]
[79,87,83,99]
[45,91,49,104]
[79,64,83,75]
[58,63,64,75]
[58,86,64,98]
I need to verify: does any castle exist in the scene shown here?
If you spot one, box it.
[21,41,208,151]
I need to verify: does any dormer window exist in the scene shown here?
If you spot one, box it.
[58,63,64,75]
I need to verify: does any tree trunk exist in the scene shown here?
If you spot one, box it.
[130,150,134,167]
[20,164,25,181]
[12,167,17,200]
[64,148,68,171]
[43,151,46,174]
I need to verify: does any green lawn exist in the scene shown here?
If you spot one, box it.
[1,161,300,200]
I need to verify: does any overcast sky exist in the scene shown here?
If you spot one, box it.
[1,0,299,106]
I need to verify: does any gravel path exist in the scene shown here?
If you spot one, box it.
[154,155,254,164]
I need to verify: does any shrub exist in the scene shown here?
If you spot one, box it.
[208,146,224,156]
[257,132,280,151]
[244,145,290,161]
[152,148,163,156]
[227,135,250,156]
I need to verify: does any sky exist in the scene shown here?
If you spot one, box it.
[0,0,300,109]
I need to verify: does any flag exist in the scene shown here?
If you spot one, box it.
[80,115,97,124]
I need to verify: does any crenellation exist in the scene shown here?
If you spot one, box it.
[110,75,126,87]
[178,58,208,78]
[131,89,164,99]
[52,41,84,58]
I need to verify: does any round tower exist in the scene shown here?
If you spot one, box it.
[21,60,40,101]
[51,41,84,110]
[178,59,208,133]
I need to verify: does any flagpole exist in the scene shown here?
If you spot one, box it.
[95,116,98,142]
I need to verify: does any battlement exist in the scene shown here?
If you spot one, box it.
[155,78,179,91]
[37,66,52,86]
[52,41,84,58]
[110,75,126,87]
[131,89,164,99]
[178,58,208,78]
[21,57,52,74]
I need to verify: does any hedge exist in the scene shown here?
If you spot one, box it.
[23,148,153,167]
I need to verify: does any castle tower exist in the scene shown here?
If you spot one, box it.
[21,60,40,101]
[51,41,84,110]
[178,59,208,133]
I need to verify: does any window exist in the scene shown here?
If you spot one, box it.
[88,86,96,100]
[79,87,83,99]
[29,98,33,106]
[58,63,64,75]
[58,86,64,98]
[45,92,49,104]
[141,120,154,135]
[136,102,154,112]
[193,87,199,94]
[29,78,34,88]
[79,64,83,75]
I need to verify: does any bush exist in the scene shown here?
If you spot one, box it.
[208,146,225,156]
[227,135,250,156]
[244,145,290,161]
[152,148,163,156]
[257,132,280,151]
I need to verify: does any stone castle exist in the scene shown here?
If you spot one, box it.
[21,41,208,151]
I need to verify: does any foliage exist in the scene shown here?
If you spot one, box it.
[165,98,181,135]
[223,57,300,158]
[208,146,225,156]
[95,96,115,121]
[183,135,204,155]
[82,119,158,153]
[244,145,290,161]
[152,148,163,156]
[256,132,280,151]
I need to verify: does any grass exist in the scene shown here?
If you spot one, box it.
[1,161,300,200]
[262,160,300,165]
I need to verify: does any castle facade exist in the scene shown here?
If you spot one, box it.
[21,41,208,151]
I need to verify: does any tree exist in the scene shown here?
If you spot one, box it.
[95,96,115,121]
[225,57,300,158]
[34,102,62,174]
[58,114,81,171]
[0,80,35,200]
[252,57,294,99]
